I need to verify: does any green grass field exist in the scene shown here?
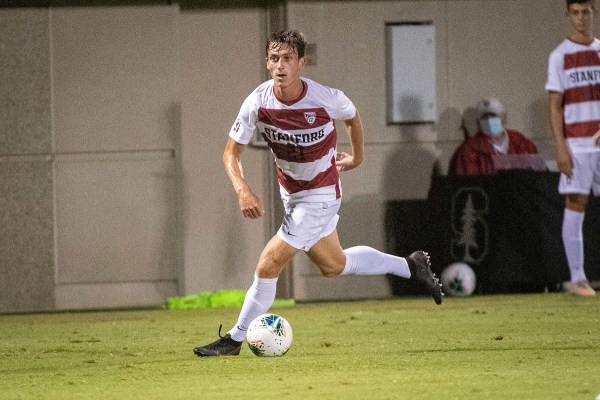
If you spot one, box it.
[1,293,599,400]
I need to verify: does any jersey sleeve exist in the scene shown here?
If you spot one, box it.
[545,49,564,93]
[327,88,357,121]
[228,92,259,145]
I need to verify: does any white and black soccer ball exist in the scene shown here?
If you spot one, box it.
[247,313,293,357]
[440,262,476,297]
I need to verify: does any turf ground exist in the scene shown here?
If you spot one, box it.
[1,293,599,400]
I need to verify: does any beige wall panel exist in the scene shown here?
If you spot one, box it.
[0,8,51,155]
[179,9,268,294]
[446,0,567,142]
[55,153,179,286]
[51,6,179,152]
[0,159,55,312]
[0,8,55,312]
[55,281,177,310]
[289,0,448,144]
[293,270,392,301]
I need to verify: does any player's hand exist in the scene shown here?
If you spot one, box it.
[335,151,361,172]
[594,128,600,146]
[556,141,573,178]
[237,187,264,219]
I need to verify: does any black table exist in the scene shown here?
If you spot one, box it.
[386,170,600,294]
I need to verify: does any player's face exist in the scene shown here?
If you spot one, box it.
[266,45,305,91]
[567,2,595,36]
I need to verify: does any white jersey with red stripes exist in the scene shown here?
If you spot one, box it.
[546,38,600,154]
[229,77,357,201]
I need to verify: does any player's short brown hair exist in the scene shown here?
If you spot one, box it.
[567,0,595,9]
[266,29,306,58]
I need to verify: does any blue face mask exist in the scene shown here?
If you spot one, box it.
[480,117,504,136]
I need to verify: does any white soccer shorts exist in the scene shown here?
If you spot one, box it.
[558,151,600,196]
[277,198,341,251]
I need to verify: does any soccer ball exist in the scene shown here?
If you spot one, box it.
[246,313,293,357]
[440,262,476,297]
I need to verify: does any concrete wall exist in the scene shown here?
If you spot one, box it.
[0,1,582,311]
[51,5,181,309]
[0,9,54,312]
[286,0,569,300]
[178,7,269,295]
[0,6,182,312]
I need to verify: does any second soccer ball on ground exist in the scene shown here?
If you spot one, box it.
[440,262,476,297]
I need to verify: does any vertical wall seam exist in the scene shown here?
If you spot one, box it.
[48,6,60,306]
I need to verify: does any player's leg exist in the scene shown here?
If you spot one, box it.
[307,230,443,304]
[304,229,345,276]
[563,193,587,280]
[306,229,407,277]
[562,194,594,295]
[559,152,595,296]
[227,236,298,340]
[194,236,298,356]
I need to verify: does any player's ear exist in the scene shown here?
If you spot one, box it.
[299,57,306,69]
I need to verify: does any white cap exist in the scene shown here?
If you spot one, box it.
[477,97,504,116]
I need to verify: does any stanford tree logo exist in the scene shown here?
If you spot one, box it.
[450,187,489,264]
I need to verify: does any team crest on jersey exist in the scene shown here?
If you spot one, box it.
[304,112,317,125]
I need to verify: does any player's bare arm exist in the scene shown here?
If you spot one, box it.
[336,111,364,172]
[223,137,264,219]
[593,128,600,146]
[548,91,573,178]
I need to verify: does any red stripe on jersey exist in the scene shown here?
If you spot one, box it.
[258,107,331,131]
[565,120,600,138]
[564,50,600,70]
[564,84,600,104]
[264,130,336,163]
[276,156,340,198]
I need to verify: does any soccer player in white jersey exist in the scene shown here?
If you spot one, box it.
[193,30,443,357]
[546,0,600,296]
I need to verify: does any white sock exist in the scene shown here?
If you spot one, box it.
[562,209,587,283]
[340,246,411,278]
[228,275,278,342]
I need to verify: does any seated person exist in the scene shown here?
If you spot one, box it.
[449,98,538,176]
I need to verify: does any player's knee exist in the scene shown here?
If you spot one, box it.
[256,252,284,278]
[316,262,344,277]
[256,265,277,278]
[256,261,283,278]
[565,194,588,212]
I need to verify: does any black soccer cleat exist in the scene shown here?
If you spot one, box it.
[407,251,444,305]
[193,325,243,357]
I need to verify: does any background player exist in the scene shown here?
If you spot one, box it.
[193,29,443,357]
[546,0,600,296]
